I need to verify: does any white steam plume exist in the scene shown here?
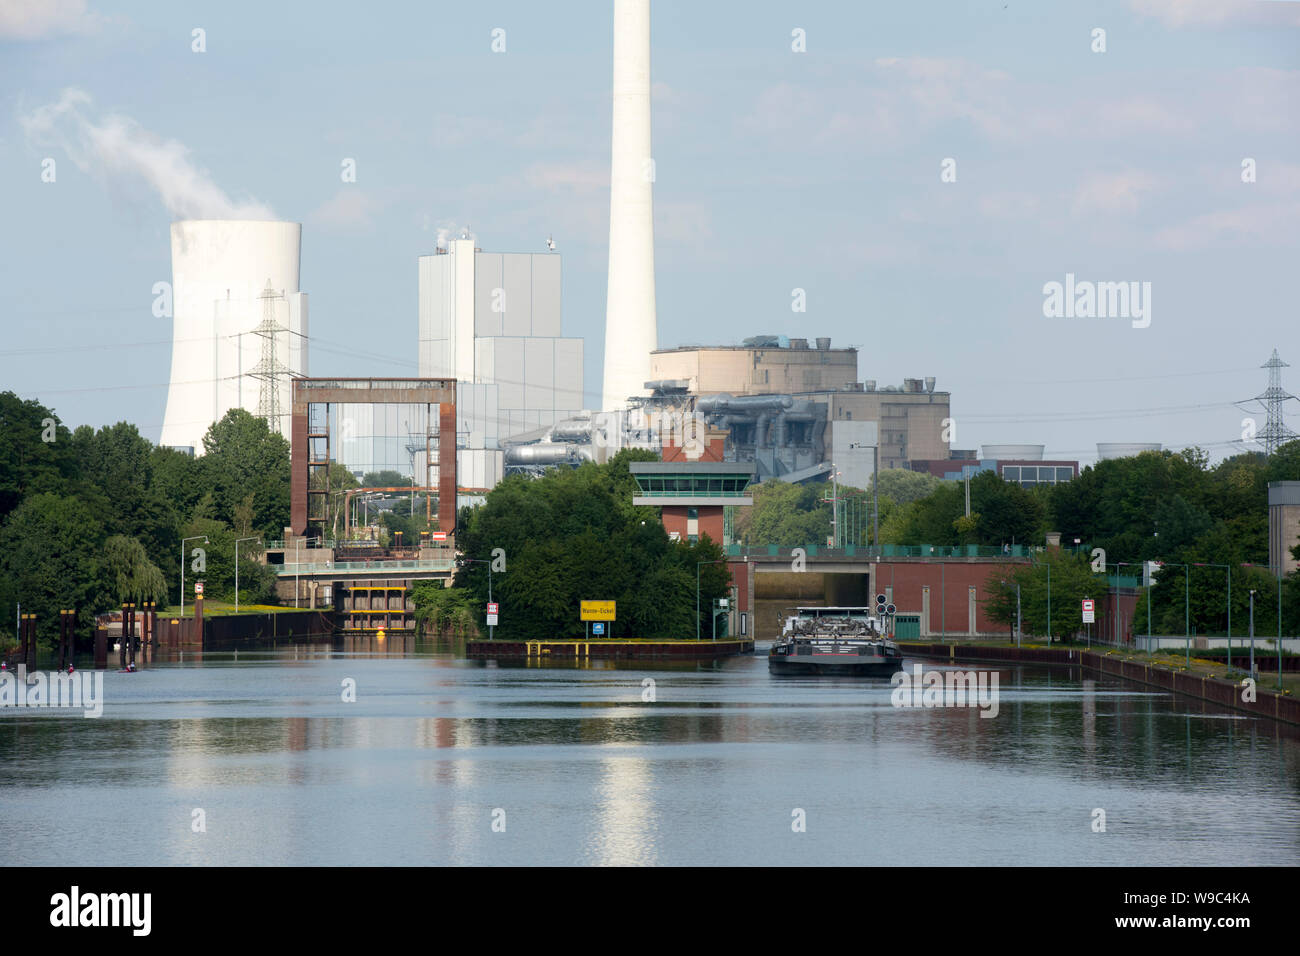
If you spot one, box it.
[20,87,276,220]
[434,222,476,250]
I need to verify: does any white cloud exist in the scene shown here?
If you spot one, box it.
[655,200,713,243]
[20,87,275,219]
[309,190,382,231]
[1073,170,1163,216]
[0,0,102,40]
[1128,0,1300,28]
[523,161,607,192]
[1154,200,1300,249]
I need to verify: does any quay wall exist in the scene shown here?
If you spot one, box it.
[900,642,1300,727]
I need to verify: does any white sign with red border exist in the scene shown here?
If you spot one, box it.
[1082,598,1095,624]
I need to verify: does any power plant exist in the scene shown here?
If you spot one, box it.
[159,220,308,453]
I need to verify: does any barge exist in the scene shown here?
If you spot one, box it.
[769,606,905,676]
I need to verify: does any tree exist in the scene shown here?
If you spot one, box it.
[102,535,166,604]
[452,451,728,640]
[870,469,945,505]
[741,480,831,547]
[0,493,107,646]
[412,584,477,639]
[0,392,75,521]
[199,409,290,537]
[984,551,1105,642]
[360,470,411,488]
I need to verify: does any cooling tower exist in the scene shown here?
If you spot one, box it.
[601,0,658,412]
[1096,442,1162,460]
[159,220,308,453]
[981,444,1044,461]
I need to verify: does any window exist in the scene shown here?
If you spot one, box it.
[687,507,698,520]
[1057,466,1073,481]
[688,534,699,544]
[1003,466,1020,481]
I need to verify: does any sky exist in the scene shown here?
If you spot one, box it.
[2,0,1298,465]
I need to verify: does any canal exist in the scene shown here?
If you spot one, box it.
[2,644,1297,866]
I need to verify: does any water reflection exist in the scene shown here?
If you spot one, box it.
[1,649,1297,866]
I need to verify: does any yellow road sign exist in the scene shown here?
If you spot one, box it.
[581,600,616,621]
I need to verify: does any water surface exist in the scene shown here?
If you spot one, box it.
[2,643,1297,866]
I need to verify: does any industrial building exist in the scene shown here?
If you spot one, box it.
[1269,481,1300,576]
[642,337,951,479]
[416,236,584,491]
[910,444,1079,487]
[649,336,857,395]
[159,219,309,453]
[630,426,755,545]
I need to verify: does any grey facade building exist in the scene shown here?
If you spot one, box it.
[417,238,585,490]
[1269,481,1300,576]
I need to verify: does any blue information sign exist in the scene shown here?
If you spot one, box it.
[592,622,605,635]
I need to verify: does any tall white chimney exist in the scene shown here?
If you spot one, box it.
[601,0,658,412]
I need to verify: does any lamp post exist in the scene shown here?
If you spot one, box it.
[1001,578,1021,648]
[847,441,879,552]
[180,535,208,618]
[1192,563,1231,667]
[294,536,321,608]
[1248,588,1256,679]
[235,537,261,614]
[697,559,724,640]
[1278,565,1284,691]
[1046,561,1051,645]
[1149,562,1190,664]
[458,557,495,638]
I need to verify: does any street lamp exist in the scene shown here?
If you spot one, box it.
[1192,562,1231,667]
[235,537,262,614]
[459,557,496,639]
[1248,588,1256,679]
[1001,578,1021,648]
[697,558,725,640]
[180,535,208,618]
[848,441,879,552]
[295,536,321,608]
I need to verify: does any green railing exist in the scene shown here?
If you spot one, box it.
[723,544,1033,559]
[278,560,455,575]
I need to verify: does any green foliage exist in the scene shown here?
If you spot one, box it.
[740,480,832,547]
[983,552,1107,641]
[0,392,75,520]
[360,470,411,488]
[886,470,1044,547]
[411,583,478,638]
[179,518,278,606]
[870,468,945,505]
[453,450,727,639]
[0,492,107,646]
[199,409,290,538]
[102,535,166,604]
